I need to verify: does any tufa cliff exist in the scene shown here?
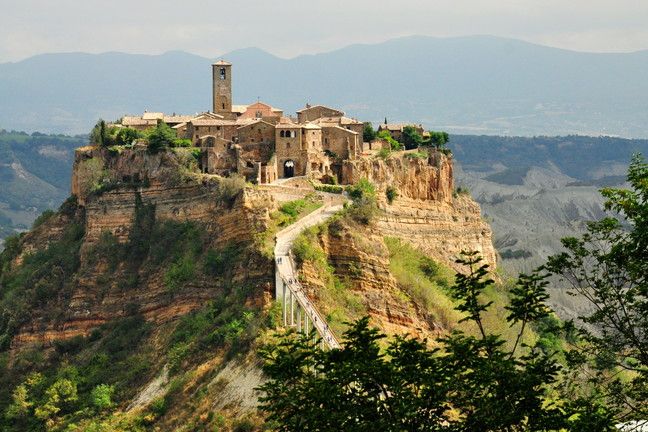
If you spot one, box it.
[0,144,497,430]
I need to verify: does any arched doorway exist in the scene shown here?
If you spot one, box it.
[284,160,295,178]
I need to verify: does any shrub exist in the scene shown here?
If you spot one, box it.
[203,243,241,277]
[217,175,246,206]
[385,186,398,204]
[347,178,376,202]
[91,384,114,410]
[314,184,344,194]
[377,147,391,159]
[171,138,192,148]
[377,130,402,150]
[404,150,428,160]
[164,255,195,294]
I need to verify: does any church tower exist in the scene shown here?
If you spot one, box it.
[212,60,232,114]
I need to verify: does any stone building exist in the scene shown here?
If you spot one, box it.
[116,60,426,185]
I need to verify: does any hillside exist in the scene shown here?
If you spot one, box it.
[2,36,648,136]
[0,130,84,248]
[0,142,500,430]
[452,134,648,272]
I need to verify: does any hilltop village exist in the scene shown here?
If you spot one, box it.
[115,61,424,184]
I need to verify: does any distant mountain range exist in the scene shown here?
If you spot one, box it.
[1,35,648,137]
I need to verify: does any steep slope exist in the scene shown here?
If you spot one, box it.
[0,143,500,430]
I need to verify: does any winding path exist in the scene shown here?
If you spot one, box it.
[274,193,345,349]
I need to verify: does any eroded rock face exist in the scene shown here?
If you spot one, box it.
[299,221,442,339]
[11,146,277,349]
[342,151,496,271]
[341,151,454,203]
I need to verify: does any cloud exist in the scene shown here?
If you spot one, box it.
[1,0,647,62]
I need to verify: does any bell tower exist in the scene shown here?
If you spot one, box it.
[212,60,232,114]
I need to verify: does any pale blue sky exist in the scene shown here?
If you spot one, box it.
[1,0,648,62]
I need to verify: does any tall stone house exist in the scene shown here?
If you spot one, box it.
[118,61,389,184]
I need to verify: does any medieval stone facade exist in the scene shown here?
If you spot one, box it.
[117,61,407,184]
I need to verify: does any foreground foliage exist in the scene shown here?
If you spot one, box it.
[546,154,648,422]
[259,253,615,431]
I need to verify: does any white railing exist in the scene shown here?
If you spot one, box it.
[273,198,345,349]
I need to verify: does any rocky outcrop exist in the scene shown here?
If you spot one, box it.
[10,146,277,349]
[342,151,496,270]
[342,151,454,203]
[299,220,440,338]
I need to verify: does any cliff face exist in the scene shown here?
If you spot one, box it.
[299,219,442,339]
[343,151,496,271]
[10,146,276,349]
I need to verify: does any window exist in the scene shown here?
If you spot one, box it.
[222,103,225,110]
[220,67,226,80]
[280,130,285,138]
[256,111,262,118]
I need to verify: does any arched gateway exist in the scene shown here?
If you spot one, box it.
[284,160,295,178]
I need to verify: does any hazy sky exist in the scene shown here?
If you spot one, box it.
[2,0,648,63]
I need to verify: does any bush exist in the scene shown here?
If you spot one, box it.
[386,186,398,204]
[377,130,402,150]
[217,175,246,206]
[314,184,344,194]
[91,384,114,410]
[377,147,391,159]
[203,243,241,277]
[115,128,142,146]
[404,150,428,160]
[164,255,195,294]
[347,178,376,202]
[171,138,192,148]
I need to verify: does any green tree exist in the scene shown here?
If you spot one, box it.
[402,125,423,150]
[34,378,78,422]
[426,131,450,149]
[90,119,107,146]
[115,127,142,146]
[259,252,614,431]
[146,120,176,153]
[546,154,648,420]
[363,122,377,142]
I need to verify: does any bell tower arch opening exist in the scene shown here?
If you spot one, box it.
[212,60,232,115]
